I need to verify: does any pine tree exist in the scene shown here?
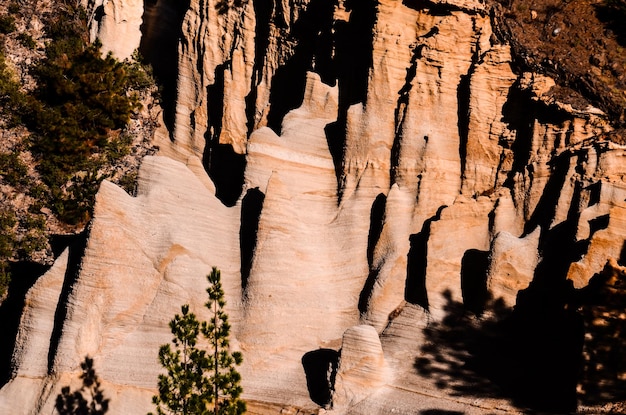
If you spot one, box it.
[55,356,109,415]
[151,267,245,415]
[202,267,245,415]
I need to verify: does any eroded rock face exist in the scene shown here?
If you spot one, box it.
[3,0,626,413]
[331,325,388,411]
[84,0,144,60]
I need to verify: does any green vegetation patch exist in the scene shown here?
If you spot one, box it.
[0,0,156,296]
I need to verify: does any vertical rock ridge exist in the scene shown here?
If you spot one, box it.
[3,0,626,413]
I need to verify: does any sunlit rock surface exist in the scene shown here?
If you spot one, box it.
[2,0,625,413]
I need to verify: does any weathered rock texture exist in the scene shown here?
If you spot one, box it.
[2,0,625,413]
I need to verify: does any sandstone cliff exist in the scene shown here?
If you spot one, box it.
[1,0,625,413]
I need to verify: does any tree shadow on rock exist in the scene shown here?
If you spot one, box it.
[56,356,109,415]
[415,289,583,413]
[575,260,626,407]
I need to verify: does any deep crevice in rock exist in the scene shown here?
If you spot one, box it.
[139,0,191,137]
[240,188,264,298]
[266,0,336,134]
[457,70,472,186]
[324,121,346,191]
[330,0,378,193]
[532,179,587,287]
[523,154,571,237]
[203,142,246,207]
[245,0,274,134]
[367,194,386,267]
[501,84,535,184]
[391,42,420,185]
[251,0,273,85]
[203,63,247,206]
[336,0,377,111]
[47,231,89,373]
[207,63,227,143]
[405,208,445,310]
[358,267,381,317]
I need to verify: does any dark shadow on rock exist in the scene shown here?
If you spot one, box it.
[202,63,247,206]
[460,249,490,315]
[265,0,376,136]
[574,262,626,406]
[336,0,377,111]
[240,188,264,297]
[595,2,626,46]
[47,231,89,372]
[203,142,246,207]
[402,0,453,16]
[324,121,346,190]
[244,0,274,134]
[405,208,445,309]
[501,85,535,186]
[139,0,191,136]
[588,213,609,237]
[415,288,583,413]
[531,182,588,288]
[367,194,386,266]
[207,63,226,143]
[0,233,86,386]
[327,0,377,194]
[266,0,335,134]
[457,70,472,183]
[358,267,381,317]
[523,154,571,237]
[0,261,49,386]
[302,348,339,407]
[405,232,429,310]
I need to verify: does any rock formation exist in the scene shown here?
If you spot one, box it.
[1,0,625,413]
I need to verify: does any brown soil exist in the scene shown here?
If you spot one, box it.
[491,0,626,125]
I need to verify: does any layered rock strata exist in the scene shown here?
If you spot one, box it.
[1,0,625,413]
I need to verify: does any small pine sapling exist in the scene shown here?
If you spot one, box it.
[151,267,245,415]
